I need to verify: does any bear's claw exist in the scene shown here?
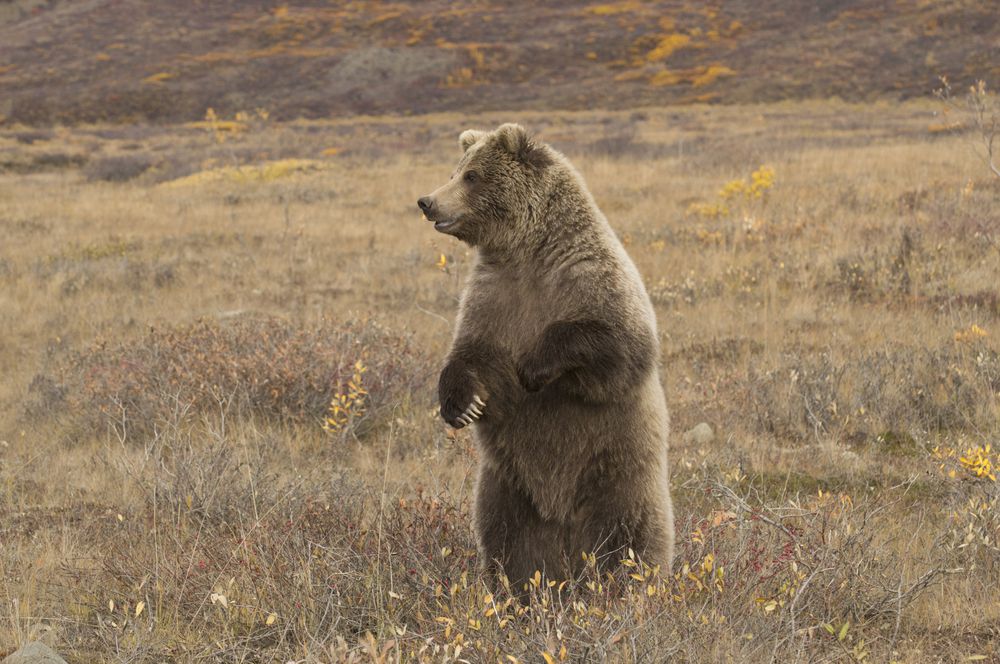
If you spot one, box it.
[452,394,486,428]
[462,395,486,425]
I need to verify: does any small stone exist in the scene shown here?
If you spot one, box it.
[682,422,714,446]
[2,642,67,664]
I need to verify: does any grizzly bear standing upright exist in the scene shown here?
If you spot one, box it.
[418,123,674,590]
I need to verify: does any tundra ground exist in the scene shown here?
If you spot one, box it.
[1,100,998,662]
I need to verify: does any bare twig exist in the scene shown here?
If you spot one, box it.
[710,481,800,541]
[936,77,1000,180]
[864,566,964,619]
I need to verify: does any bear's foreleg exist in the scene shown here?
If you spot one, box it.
[439,339,517,428]
[516,319,654,400]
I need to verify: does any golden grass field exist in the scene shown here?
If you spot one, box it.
[1,100,999,662]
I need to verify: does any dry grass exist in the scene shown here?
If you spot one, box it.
[1,100,998,662]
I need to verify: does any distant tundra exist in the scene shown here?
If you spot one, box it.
[418,123,674,590]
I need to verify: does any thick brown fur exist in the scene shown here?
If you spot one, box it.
[418,123,674,590]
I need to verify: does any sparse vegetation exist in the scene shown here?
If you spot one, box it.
[1,101,999,661]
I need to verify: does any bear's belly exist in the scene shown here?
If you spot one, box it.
[475,377,668,523]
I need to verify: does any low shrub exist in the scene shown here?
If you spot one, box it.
[73,434,961,662]
[743,344,1000,444]
[33,315,429,441]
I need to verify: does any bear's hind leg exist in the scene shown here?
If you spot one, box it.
[474,465,569,594]
[570,474,673,575]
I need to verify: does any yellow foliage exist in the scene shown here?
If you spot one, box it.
[434,41,488,75]
[719,179,747,200]
[184,119,244,132]
[649,69,683,87]
[467,45,485,68]
[954,324,988,343]
[186,107,270,144]
[646,33,691,62]
[615,69,648,83]
[959,445,996,481]
[368,10,403,26]
[444,67,475,88]
[142,72,175,85]
[720,166,774,201]
[696,228,724,245]
[584,1,642,15]
[690,92,721,103]
[692,64,736,87]
[933,443,999,481]
[323,360,368,435]
[649,64,736,88]
[186,106,247,136]
[687,166,774,225]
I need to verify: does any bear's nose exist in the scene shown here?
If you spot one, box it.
[417,196,434,213]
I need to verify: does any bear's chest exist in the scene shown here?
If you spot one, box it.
[463,268,555,353]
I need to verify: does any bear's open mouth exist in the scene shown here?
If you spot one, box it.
[430,213,466,234]
[422,211,458,232]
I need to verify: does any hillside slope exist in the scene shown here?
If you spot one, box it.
[0,0,997,124]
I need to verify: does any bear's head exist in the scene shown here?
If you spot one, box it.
[417,123,552,250]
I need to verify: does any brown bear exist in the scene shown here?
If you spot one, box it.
[418,123,674,590]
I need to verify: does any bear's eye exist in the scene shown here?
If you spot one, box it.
[463,170,478,183]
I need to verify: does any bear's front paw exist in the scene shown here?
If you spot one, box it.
[442,392,487,429]
[439,363,487,429]
[516,358,556,393]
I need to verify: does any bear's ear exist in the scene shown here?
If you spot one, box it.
[459,129,486,152]
[494,123,551,169]
[494,123,529,157]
